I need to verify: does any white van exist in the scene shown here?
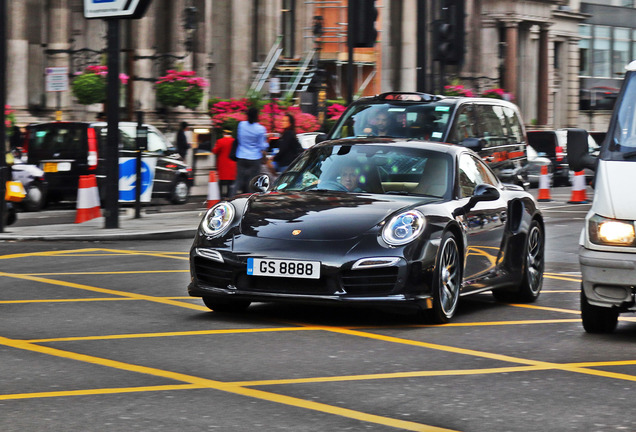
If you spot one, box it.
[568,60,636,333]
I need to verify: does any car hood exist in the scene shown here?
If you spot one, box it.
[239,191,426,240]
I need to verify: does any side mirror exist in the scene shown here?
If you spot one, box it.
[461,137,483,151]
[315,133,328,144]
[250,174,270,193]
[566,128,597,172]
[453,183,500,217]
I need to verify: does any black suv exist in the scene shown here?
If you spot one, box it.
[24,121,193,204]
[324,92,530,188]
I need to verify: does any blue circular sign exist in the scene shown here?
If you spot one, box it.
[119,159,152,201]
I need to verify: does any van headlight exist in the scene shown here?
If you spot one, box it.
[382,210,426,246]
[201,202,235,236]
[589,214,636,246]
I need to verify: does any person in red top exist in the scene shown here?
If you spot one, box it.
[212,129,237,198]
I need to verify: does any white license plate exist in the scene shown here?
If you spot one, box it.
[247,258,320,279]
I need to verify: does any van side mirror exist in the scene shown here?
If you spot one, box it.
[461,137,483,151]
[452,183,500,217]
[567,128,597,172]
[315,133,328,144]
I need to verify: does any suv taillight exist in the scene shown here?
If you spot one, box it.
[555,146,564,162]
[87,127,98,169]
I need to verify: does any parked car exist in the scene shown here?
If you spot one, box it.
[320,92,531,189]
[528,129,599,186]
[521,144,553,188]
[189,139,544,323]
[24,121,193,204]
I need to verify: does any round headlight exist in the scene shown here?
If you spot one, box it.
[382,210,426,246]
[201,202,235,236]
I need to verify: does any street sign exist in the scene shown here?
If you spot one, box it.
[45,66,69,92]
[118,157,156,202]
[83,0,152,19]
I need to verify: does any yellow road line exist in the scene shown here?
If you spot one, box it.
[0,296,196,305]
[508,304,580,314]
[20,270,188,276]
[0,384,202,401]
[0,336,457,432]
[0,272,209,312]
[27,327,315,343]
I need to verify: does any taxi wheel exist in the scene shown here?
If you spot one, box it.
[202,297,251,313]
[170,179,189,204]
[21,182,46,212]
[581,288,618,334]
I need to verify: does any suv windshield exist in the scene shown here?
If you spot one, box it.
[272,143,452,198]
[606,72,636,161]
[328,101,455,141]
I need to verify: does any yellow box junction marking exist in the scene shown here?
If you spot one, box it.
[0,247,634,431]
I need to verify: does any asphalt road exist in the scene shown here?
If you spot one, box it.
[2,188,635,432]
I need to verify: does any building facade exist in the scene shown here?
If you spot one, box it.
[4,0,634,134]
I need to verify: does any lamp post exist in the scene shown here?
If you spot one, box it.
[312,15,326,129]
[0,0,7,233]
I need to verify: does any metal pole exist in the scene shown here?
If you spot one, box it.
[347,3,354,105]
[417,0,428,93]
[105,19,120,229]
[135,110,143,219]
[0,0,7,233]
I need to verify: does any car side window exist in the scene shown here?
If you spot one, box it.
[448,104,478,144]
[458,154,492,198]
[475,104,507,147]
[147,131,167,153]
[502,106,524,144]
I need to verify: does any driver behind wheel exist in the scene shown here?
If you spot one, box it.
[338,164,363,192]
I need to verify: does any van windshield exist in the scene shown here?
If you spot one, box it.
[328,102,453,142]
[606,72,636,161]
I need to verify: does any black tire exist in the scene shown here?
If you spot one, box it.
[493,219,544,303]
[20,182,46,212]
[170,179,189,204]
[427,231,462,324]
[202,297,251,313]
[581,288,618,334]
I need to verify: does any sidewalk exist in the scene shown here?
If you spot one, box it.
[0,208,207,242]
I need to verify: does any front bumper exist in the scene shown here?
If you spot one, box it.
[188,246,435,309]
[579,246,636,310]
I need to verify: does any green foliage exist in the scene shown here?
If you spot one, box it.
[72,73,107,105]
[156,80,204,110]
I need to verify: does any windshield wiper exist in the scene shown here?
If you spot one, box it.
[623,150,636,159]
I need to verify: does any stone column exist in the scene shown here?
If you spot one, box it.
[132,1,157,112]
[400,0,417,92]
[230,0,251,97]
[7,0,29,112]
[503,20,519,98]
[567,38,581,128]
[46,0,71,111]
[537,24,550,126]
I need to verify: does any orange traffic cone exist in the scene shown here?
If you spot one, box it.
[207,171,221,208]
[537,165,551,202]
[75,174,102,223]
[568,170,588,204]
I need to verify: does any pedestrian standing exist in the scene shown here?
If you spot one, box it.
[232,107,268,195]
[176,121,190,160]
[212,129,237,198]
[272,113,303,174]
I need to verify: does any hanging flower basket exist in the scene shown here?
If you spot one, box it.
[443,84,475,97]
[71,65,129,105]
[481,88,514,101]
[155,70,209,110]
[5,105,15,131]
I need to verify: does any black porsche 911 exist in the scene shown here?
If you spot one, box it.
[188,139,544,323]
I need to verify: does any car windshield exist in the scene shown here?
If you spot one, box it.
[606,72,636,161]
[328,102,454,141]
[272,144,453,198]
